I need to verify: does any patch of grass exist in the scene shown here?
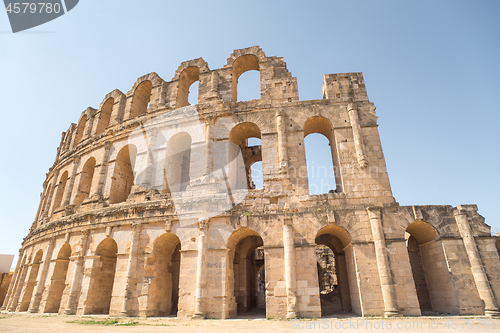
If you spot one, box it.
[66,318,139,326]
[150,323,173,326]
[117,321,140,326]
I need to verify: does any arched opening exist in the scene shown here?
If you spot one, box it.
[237,70,260,102]
[73,115,87,148]
[247,138,262,189]
[74,157,96,208]
[188,81,199,106]
[496,239,500,258]
[19,250,43,311]
[146,233,181,317]
[406,221,452,315]
[96,98,114,135]
[52,171,69,212]
[85,238,118,315]
[165,133,191,192]
[304,117,341,195]
[227,228,265,318]
[315,225,353,316]
[228,123,262,190]
[232,54,260,102]
[44,243,71,313]
[130,81,152,119]
[177,66,200,108]
[109,145,137,204]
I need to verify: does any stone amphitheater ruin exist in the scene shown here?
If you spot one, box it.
[2,46,500,319]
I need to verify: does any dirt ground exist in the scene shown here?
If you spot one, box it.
[1,313,499,332]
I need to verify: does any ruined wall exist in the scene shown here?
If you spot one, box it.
[0,272,13,307]
[3,47,500,319]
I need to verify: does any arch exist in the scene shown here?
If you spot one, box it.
[19,250,43,311]
[95,98,114,135]
[405,221,453,314]
[73,115,87,148]
[496,239,500,258]
[228,123,262,190]
[109,145,137,204]
[52,171,69,212]
[303,116,342,194]
[84,238,118,315]
[229,122,261,148]
[165,132,192,192]
[145,233,181,317]
[406,221,440,244]
[74,157,96,208]
[231,54,260,102]
[176,66,200,108]
[226,228,265,318]
[129,80,152,119]
[315,225,353,316]
[316,224,352,249]
[44,243,71,313]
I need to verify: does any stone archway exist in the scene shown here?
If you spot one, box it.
[84,238,118,315]
[19,250,43,312]
[145,233,181,317]
[227,228,265,318]
[315,225,353,316]
[406,221,454,315]
[44,243,71,313]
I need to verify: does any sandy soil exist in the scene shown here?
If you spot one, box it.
[0,313,499,332]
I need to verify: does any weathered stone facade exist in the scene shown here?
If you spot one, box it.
[2,46,500,318]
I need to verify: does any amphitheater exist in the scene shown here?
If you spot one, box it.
[2,46,500,319]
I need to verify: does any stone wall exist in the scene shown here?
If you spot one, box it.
[0,272,13,307]
[3,47,500,319]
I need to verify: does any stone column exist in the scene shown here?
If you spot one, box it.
[193,218,209,318]
[206,71,220,100]
[120,223,142,316]
[203,118,214,177]
[283,219,297,318]
[93,141,112,199]
[347,104,368,169]
[63,230,90,314]
[276,112,288,173]
[41,169,60,219]
[454,208,500,316]
[367,207,400,317]
[63,157,81,207]
[28,237,56,313]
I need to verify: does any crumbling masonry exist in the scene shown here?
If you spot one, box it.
[2,46,500,318]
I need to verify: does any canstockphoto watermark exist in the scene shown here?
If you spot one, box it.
[125,105,384,226]
[290,318,499,330]
[127,105,249,227]
[3,0,79,33]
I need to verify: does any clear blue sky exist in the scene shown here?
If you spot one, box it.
[1,1,499,268]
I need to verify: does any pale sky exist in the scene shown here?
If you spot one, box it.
[1,0,499,268]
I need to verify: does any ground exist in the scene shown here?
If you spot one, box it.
[0,313,499,332]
